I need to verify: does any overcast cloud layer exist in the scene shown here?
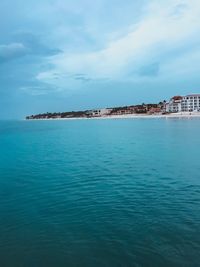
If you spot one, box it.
[0,0,200,118]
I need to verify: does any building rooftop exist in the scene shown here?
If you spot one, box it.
[186,94,200,97]
[171,96,182,101]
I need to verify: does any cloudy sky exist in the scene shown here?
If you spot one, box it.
[1,0,200,119]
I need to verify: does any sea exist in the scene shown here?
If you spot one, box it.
[0,118,200,267]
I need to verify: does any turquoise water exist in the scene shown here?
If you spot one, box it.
[0,119,200,267]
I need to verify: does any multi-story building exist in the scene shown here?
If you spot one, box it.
[181,94,200,112]
[166,96,182,113]
[166,94,200,113]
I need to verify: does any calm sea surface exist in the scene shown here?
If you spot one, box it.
[0,119,200,267]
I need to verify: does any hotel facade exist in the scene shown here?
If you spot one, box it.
[166,94,200,113]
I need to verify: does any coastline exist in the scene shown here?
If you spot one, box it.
[26,112,200,121]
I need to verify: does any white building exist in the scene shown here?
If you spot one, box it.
[167,94,200,113]
[86,108,112,117]
[167,96,182,113]
[181,94,200,112]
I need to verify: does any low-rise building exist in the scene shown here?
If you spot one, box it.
[110,106,136,115]
[148,107,162,115]
[86,108,112,117]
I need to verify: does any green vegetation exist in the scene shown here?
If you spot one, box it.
[26,101,166,119]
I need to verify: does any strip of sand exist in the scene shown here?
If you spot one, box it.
[26,112,200,121]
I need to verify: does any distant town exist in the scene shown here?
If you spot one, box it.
[26,94,200,120]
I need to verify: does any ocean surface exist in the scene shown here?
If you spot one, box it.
[0,118,200,267]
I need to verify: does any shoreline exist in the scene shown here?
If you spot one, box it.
[26,112,200,121]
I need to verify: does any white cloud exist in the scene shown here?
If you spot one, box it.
[36,0,200,88]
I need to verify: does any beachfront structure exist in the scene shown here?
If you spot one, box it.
[86,108,112,117]
[166,94,200,113]
[148,107,162,115]
[166,96,182,113]
[181,95,200,112]
[110,106,136,115]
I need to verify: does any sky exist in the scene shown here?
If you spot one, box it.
[0,0,200,119]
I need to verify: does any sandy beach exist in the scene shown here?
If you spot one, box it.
[90,113,200,120]
[26,112,200,121]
